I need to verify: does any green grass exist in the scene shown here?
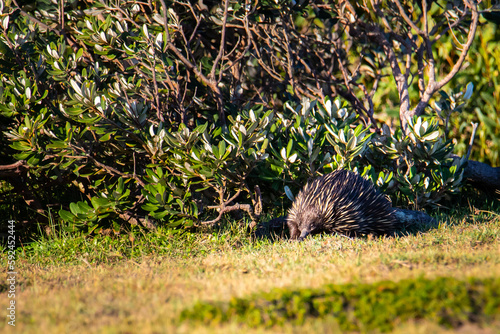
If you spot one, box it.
[1,202,499,333]
[14,218,268,265]
[180,276,500,331]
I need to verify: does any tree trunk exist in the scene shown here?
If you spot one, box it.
[463,160,500,192]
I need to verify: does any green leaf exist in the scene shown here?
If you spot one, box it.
[286,138,293,158]
[212,144,219,160]
[59,209,76,222]
[99,132,113,142]
[76,48,84,59]
[218,141,226,159]
[142,203,160,212]
[61,159,75,169]
[156,167,164,179]
[10,141,32,151]
[69,202,81,215]
[46,141,68,149]
[77,201,93,213]
[151,210,170,219]
[117,178,125,193]
[194,122,208,134]
[238,131,244,148]
[91,197,110,209]
[421,131,440,142]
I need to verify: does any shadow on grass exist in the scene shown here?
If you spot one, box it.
[252,216,289,241]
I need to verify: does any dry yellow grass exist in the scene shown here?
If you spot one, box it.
[2,213,500,333]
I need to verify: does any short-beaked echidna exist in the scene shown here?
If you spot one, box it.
[287,169,396,240]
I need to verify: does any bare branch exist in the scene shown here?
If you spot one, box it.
[364,24,411,131]
[0,160,27,172]
[151,49,163,122]
[435,7,478,90]
[334,48,375,126]
[119,211,157,230]
[159,0,171,43]
[166,42,224,119]
[465,122,479,161]
[88,156,146,187]
[283,23,296,95]
[393,0,424,35]
[422,0,428,35]
[416,45,425,97]
[210,0,230,81]
[412,2,479,119]
[202,203,260,226]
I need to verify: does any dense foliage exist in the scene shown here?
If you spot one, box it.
[448,26,500,166]
[0,0,496,234]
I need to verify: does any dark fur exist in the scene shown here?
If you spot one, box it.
[287,170,396,240]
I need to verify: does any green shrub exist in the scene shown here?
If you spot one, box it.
[446,25,500,166]
[0,0,485,233]
[180,276,500,331]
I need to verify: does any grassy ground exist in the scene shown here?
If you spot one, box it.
[1,200,499,333]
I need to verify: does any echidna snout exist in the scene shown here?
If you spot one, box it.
[287,170,396,240]
[294,209,321,241]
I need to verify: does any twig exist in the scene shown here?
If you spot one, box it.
[201,203,259,226]
[166,42,224,118]
[465,122,478,161]
[422,0,428,35]
[210,0,230,81]
[412,2,479,119]
[88,156,146,187]
[0,160,27,172]
[159,0,171,43]
[365,24,411,131]
[393,0,424,35]
[12,0,60,36]
[152,52,163,122]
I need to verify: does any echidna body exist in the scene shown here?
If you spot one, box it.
[287,170,396,240]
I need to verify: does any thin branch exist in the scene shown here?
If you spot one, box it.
[207,188,243,209]
[202,203,259,225]
[12,0,61,36]
[153,56,163,122]
[435,13,477,89]
[412,2,479,118]
[0,160,27,172]
[166,42,222,97]
[88,156,146,187]
[59,0,65,35]
[416,45,425,97]
[423,0,428,35]
[365,24,411,130]
[393,0,424,35]
[210,0,230,81]
[465,122,478,161]
[159,0,171,43]
[225,0,253,74]
[281,14,297,95]
[431,14,467,41]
